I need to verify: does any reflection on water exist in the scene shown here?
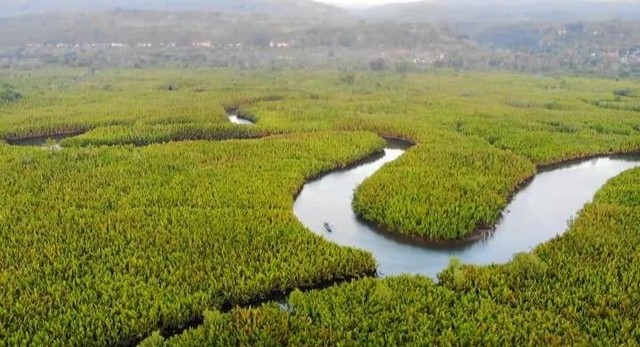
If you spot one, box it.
[228,113,254,125]
[294,144,640,278]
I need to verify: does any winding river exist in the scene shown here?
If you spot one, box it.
[8,113,639,279]
[6,110,636,342]
[294,140,640,278]
[226,111,640,277]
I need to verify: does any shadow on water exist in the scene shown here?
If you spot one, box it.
[6,109,254,148]
[6,132,86,148]
[6,110,253,149]
[293,139,640,278]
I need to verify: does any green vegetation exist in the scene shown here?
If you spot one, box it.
[0,83,22,104]
[0,132,382,345]
[62,123,267,147]
[592,90,640,114]
[613,88,640,98]
[353,131,535,240]
[146,167,640,345]
[0,68,639,345]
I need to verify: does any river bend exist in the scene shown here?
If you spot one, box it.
[294,141,640,277]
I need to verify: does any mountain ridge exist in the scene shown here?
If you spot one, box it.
[352,0,640,22]
[0,0,352,19]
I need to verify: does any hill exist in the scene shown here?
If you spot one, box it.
[354,0,640,23]
[0,0,351,20]
[0,9,452,47]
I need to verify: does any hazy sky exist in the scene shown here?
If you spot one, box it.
[317,0,416,7]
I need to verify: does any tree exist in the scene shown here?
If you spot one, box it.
[0,84,22,104]
[369,58,386,71]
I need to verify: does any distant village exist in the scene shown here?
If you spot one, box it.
[18,39,640,69]
[5,21,640,76]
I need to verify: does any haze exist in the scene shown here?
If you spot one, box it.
[318,0,417,7]
[1,0,639,74]
[320,0,630,7]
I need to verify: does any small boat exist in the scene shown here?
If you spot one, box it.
[323,222,333,233]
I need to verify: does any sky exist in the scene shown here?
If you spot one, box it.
[316,0,418,7]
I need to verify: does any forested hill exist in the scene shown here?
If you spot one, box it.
[0,0,352,19]
[0,10,451,47]
[1,1,640,76]
[354,0,640,23]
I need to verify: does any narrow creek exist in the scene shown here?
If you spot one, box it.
[228,112,254,125]
[5,132,83,149]
[294,140,640,278]
[5,110,250,148]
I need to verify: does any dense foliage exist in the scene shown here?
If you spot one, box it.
[146,167,640,345]
[353,131,535,240]
[0,132,382,345]
[239,71,640,240]
[0,83,21,104]
[0,69,639,345]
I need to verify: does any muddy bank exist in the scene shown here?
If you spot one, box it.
[5,130,87,147]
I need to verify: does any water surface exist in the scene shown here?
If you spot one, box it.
[294,144,640,278]
[6,133,82,149]
[228,113,254,125]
